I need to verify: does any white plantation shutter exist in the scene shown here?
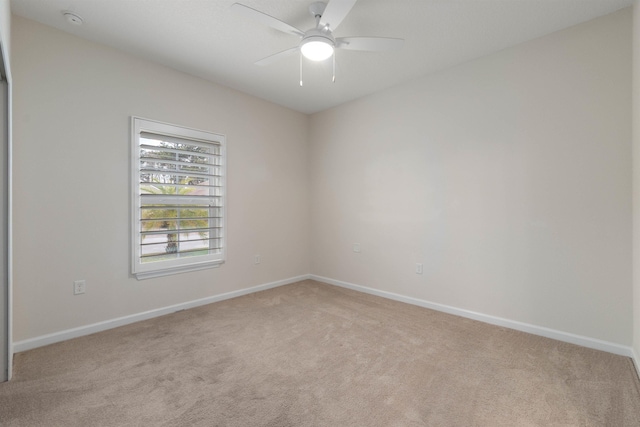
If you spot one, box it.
[132,118,226,279]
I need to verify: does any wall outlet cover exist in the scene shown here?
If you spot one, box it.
[73,280,86,295]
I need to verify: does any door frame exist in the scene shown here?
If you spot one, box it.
[0,41,12,382]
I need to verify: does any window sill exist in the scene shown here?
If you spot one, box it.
[133,260,224,280]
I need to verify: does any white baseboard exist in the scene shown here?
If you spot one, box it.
[13,274,310,353]
[310,274,634,358]
[632,348,640,380]
[13,273,634,360]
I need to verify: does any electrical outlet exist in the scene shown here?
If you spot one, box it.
[255,255,261,264]
[73,280,86,295]
[353,243,361,253]
[415,263,423,274]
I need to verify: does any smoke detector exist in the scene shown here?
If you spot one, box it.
[62,11,83,26]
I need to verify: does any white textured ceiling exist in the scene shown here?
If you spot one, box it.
[11,0,633,114]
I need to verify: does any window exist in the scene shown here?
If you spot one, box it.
[131,117,225,279]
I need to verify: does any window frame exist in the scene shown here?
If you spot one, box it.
[131,117,226,280]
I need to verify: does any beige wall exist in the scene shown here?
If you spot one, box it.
[310,9,632,345]
[11,16,310,341]
[11,8,635,350]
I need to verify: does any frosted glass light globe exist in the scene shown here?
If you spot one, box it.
[301,38,334,61]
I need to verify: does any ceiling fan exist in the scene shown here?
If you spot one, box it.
[231,0,404,85]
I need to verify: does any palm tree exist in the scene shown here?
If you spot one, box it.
[140,178,210,256]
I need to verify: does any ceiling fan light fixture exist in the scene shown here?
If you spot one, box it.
[301,36,334,61]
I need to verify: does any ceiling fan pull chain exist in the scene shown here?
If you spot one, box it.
[332,52,336,83]
[300,52,304,87]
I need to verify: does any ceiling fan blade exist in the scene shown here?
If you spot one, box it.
[319,0,357,31]
[336,37,404,52]
[231,3,305,37]
[255,47,300,66]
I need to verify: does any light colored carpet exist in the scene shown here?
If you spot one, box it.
[1,279,639,426]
